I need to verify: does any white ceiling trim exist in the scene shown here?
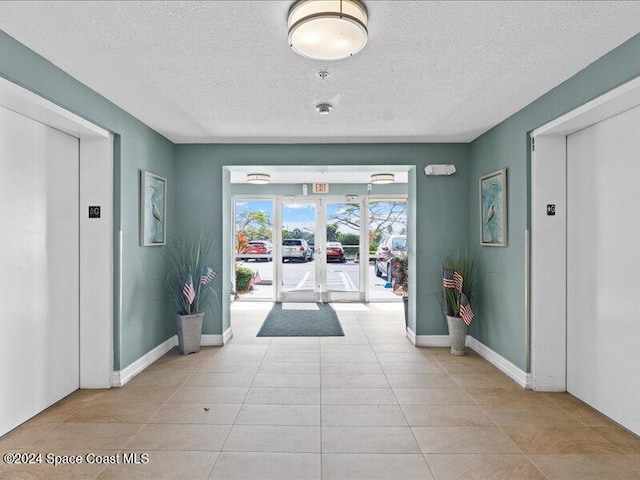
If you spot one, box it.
[176,135,468,144]
[228,165,412,184]
[230,169,409,184]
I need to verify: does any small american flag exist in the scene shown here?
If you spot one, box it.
[250,270,261,286]
[443,269,464,292]
[200,266,216,286]
[183,272,196,305]
[442,268,456,289]
[460,292,474,326]
[453,271,463,292]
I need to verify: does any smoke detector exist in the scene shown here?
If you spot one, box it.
[317,103,332,115]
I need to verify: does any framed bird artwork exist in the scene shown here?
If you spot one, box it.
[140,170,167,246]
[479,168,507,247]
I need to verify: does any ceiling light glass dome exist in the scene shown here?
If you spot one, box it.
[370,173,395,184]
[288,0,368,61]
[246,173,271,185]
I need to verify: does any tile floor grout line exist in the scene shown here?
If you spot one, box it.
[208,337,271,477]
[143,350,208,427]
[365,313,439,480]
[214,449,437,455]
[421,348,546,477]
[7,303,640,479]
[465,369,624,471]
[476,402,552,479]
[204,453,219,480]
[456,356,553,480]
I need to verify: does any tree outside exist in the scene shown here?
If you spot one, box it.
[236,231,248,254]
[282,227,314,244]
[235,199,406,252]
[326,200,407,251]
[236,208,272,241]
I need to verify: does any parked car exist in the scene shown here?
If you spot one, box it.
[283,238,313,262]
[326,241,346,263]
[375,235,407,279]
[237,240,273,262]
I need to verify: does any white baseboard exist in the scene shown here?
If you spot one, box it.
[110,331,531,390]
[415,335,450,347]
[412,334,532,389]
[111,330,237,387]
[111,335,178,387]
[202,328,234,346]
[465,336,533,389]
[525,374,534,390]
[202,328,233,346]
[201,334,223,346]
[531,383,566,392]
[223,327,233,344]
[406,327,416,345]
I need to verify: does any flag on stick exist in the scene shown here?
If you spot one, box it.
[460,292,474,326]
[200,266,216,286]
[250,270,261,287]
[183,272,196,306]
[443,268,463,292]
[453,271,463,292]
[442,268,456,289]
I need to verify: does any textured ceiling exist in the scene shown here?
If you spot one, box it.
[1,1,639,143]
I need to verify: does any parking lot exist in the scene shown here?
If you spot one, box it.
[235,258,400,301]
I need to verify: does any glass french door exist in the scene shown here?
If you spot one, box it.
[277,199,319,302]
[276,196,367,302]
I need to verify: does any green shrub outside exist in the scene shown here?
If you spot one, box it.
[235,266,254,292]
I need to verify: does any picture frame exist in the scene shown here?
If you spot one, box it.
[479,168,507,247]
[140,170,166,246]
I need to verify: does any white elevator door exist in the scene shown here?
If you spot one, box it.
[0,106,80,436]
[567,104,640,435]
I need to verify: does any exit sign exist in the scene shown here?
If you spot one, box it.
[313,183,329,194]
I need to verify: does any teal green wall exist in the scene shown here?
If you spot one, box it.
[0,31,177,369]
[175,144,469,336]
[469,33,640,370]
[6,23,639,374]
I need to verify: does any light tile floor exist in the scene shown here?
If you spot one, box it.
[1,302,640,479]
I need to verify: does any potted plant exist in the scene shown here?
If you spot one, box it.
[165,237,217,355]
[385,250,409,326]
[441,248,478,355]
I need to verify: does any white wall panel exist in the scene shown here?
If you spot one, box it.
[0,106,79,436]
[567,104,640,435]
[531,135,567,391]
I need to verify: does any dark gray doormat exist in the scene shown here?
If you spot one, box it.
[257,303,345,337]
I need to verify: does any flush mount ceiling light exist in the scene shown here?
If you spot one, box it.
[288,0,368,61]
[370,173,395,184]
[246,173,271,185]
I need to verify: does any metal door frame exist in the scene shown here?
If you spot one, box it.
[275,195,367,303]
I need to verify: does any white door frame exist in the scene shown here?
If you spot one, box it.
[0,77,114,389]
[275,195,367,303]
[530,75,640,391]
